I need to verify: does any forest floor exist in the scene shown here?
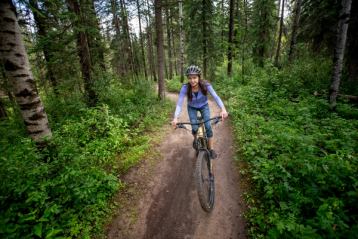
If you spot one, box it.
[105,92,247,239]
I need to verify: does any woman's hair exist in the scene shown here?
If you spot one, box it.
[187,78,208,102]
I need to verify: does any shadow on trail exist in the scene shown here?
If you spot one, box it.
[144,147,199,239]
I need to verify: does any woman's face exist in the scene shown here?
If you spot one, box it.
[188,74,199,88]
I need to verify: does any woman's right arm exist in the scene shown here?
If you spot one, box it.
[172,84,187,128]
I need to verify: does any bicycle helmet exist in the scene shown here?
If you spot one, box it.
[185,65,201,76]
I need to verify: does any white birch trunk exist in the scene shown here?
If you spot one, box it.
[0,0,52,142]
[329,0,352,109]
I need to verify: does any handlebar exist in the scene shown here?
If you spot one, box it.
[175,116,222,129]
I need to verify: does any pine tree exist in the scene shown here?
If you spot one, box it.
[288,0,302,63]
[185,0,219,78]
[165,0,173,80]
[179,0,184,82]
[227,0,235,76]
[252,0,276,67]
[155,0,165,100]
[136,0,148,79]
[29,0,58,92]
[66,0,98,106]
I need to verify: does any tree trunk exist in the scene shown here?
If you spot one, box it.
[165,0,173,80]
[67,0,98,107]
[227,0,235,76]
[257,12,268,67]
[29,0,58,93]
[242,0,248,81]
[111,0,121,36]
[88,0,106,71]
[202,0,208,79]
[347,0,358,82]
[221,0,225,49]
[120,0,136,76]
[288,0,302,63]
[274,0,285,66]
[179,0,184,82]
[329,0,352,109]
[155,0,165,100]
[0,0,52,142]
[270,0,281,59]
[136,0,148,80]
[146,0,157,81]
[170,14,178,76]
[110,0,123,76]
[0,98,7,119]
[233,0,240,55]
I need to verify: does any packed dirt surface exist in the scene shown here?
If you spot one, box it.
[106,93,247,239]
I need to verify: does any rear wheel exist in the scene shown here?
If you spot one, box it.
[195,150,215,212]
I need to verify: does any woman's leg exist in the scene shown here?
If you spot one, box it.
[208,138,214,150]
[200,104,214,149]
[200,104,217,158]
[187,105,199,135]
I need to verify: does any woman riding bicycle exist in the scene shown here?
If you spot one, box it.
[171,65,228,159]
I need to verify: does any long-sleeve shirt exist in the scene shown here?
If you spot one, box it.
[174,83,225,118]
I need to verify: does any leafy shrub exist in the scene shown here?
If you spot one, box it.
[166,75,184,92]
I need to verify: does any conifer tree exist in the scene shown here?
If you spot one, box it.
[252,0,276,66]
[185,0,219,78]
[155,0,165,100]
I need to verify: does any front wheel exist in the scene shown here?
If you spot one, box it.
[195,150,215,212]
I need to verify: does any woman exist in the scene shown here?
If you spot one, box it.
[171,65,228,159]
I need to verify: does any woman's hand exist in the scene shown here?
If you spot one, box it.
[171,118,178,129]
[221,109,228,121]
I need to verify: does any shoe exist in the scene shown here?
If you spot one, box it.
[209,149,217,159]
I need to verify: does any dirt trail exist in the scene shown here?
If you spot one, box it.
[106,93,247,239]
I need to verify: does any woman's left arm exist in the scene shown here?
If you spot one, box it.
[207,84,228,119]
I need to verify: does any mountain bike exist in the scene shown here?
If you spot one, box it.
[176,116,221,212]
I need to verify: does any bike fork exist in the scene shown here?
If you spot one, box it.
[207,152,214,182]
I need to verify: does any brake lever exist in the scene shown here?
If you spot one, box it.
[213,117,221,124]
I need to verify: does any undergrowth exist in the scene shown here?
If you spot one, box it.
[166,75,184,93]
[0,79,172,239]
[215,57,358,238]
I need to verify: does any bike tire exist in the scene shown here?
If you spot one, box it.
[195,150,215,212]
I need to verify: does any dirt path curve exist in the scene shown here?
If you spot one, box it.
[106,93,247,239]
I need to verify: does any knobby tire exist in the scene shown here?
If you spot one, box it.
[195,150,215,212]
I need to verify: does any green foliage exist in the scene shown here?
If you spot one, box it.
[0,80,172,238]
[166,75,184,93]
[215,59,358,238]
[300,0,340,52]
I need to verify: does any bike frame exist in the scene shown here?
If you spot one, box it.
[176,116,221,151]
[176,116,221,169]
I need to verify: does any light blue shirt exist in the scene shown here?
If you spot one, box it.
[174,83,225,118]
